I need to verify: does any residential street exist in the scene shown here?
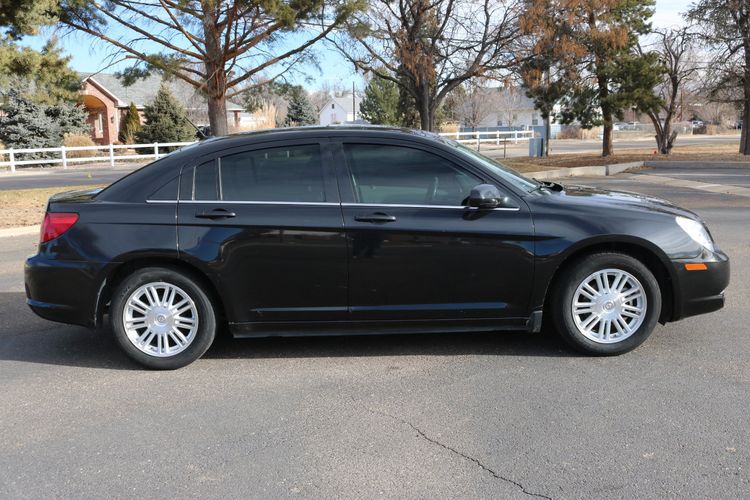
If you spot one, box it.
[0,166,747,498]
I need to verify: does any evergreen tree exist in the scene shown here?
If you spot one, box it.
[136,83,195,145]
[520,0,660,156]
[0,90,88,159]
[360,76,400,125]
[0,38,81,105]
[0,0,58,38]
[118,102,141,144]
[45,99,89,138]
[284,88,317,126]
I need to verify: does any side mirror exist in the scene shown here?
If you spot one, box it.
[468,184,512,209]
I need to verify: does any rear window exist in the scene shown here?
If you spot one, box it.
[220,145,325,202]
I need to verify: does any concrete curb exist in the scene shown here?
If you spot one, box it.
[0,225,40,238]
[526,161,644,180]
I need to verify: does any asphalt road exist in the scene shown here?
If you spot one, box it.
[0,165,141,190]
[1,170,748,498]
[642,164,750,188]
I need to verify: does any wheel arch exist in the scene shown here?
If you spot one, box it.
[541,237,677,324]
[94,256,227,329]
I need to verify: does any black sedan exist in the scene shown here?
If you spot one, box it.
[25,127,730,369]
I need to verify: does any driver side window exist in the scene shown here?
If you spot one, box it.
[343,144,480,206]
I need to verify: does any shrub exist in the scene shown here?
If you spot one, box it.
[63,133,99,158]
[118,102,141,144]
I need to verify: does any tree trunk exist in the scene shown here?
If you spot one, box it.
[207,93,228,136]
[601,116,613,157]
[418,95,431,131]
[202,10,229,137]
[596,69,613,157]
[413,83,433,131]
[742,75,750,154]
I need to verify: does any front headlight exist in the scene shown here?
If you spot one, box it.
[676,216,714,252]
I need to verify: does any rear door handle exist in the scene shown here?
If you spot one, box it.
[354,212,397,223]
[195,208,236,219]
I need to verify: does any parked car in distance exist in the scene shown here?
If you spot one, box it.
[25,126,730,369]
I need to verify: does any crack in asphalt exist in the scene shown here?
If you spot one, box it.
[364,406,552,499]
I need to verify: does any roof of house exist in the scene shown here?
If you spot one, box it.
[320,93,363,115]
[80,72,244,111]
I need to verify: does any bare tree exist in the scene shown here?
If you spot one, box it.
[456,82,499,130]
[688,0,750,153]
[330,0,523,131]
[309,89,332,111]
[59,0,360,136]
[496,85,524,128]
[640,28,700,154]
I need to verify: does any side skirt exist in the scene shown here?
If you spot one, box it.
[229,317,534,338]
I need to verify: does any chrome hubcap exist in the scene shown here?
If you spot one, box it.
[571,268,647,344]
[123,282,199,357]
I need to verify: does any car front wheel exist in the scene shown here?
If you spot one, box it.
[110,267,216,369]
[551,252,662,355]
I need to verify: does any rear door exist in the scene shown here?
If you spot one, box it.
[177,140,348,324]
[334,140,535,322]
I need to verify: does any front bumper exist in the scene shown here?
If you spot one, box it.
[24,254,103,328]
[671,249,730,321]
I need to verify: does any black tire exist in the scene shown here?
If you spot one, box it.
[551,252,661,355]
[110,267,216,369]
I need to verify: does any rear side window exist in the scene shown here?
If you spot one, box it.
[219,144,325,202]
[343,144,480,206]
[179,161,217,201]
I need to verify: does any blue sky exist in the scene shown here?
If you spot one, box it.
[20,0,689,92]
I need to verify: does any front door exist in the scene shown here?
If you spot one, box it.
[335,141,535,322]
[177,141,348,325]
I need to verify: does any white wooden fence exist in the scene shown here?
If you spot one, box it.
[0,130,535,173]
[439,129,535,147]
[0,141,196,173]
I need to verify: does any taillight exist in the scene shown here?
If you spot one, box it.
[40,212,79,243]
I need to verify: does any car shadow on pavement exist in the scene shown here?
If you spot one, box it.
[0,292,577,370]
[204,328,573,361]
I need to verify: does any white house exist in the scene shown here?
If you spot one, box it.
[461,87,542,130]
[319,92,363,125]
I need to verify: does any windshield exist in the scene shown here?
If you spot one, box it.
[445,139,539,192]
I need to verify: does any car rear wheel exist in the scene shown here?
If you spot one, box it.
[110,267,216,369]
[551,252,661,355]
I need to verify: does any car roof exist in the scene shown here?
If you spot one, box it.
[195,125,447,148]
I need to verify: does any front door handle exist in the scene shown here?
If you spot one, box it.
[354,212,397,223]
[195,208,236,219]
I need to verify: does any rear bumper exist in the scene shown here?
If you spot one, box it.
[671,249,730,321]
[24,255,103,328]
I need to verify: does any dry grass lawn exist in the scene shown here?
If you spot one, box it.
[504,143,750,172]
[0,185,104,229]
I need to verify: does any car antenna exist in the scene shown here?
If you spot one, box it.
[186,116,210,140]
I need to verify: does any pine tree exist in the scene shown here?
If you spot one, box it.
[118,102,141,144]
[520,0,660,157]
[284,88,317,126]
[360,76,400,125]
[0,90,88,160]
[136,83,195,145]
[0,38,81,105]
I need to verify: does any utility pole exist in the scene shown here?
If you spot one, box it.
[352,81,356,121]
